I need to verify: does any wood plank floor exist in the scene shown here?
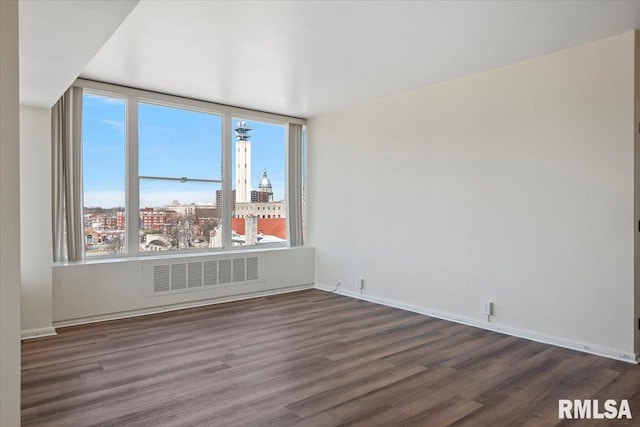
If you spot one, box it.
[22,289,640,426]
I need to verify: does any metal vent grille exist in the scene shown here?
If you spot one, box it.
[149,256,262,294]
[218,259,232,284]
[246,257,259,281]
[171,263,187,290]
[153,265,171,292]
[203,260,217,286]
[233,258,245,282]
[188,262,203,288]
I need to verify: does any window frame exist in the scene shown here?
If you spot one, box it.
[230,115,289,249]
[74,79,306,259]
[137,99,224,253]
[80,88,129,259]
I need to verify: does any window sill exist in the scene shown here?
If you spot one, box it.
[53,244,305,267]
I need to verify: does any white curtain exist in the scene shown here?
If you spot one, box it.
[52,86,84,262]
[287,123,304,246]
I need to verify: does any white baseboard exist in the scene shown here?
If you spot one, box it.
[53,284,314,329]
[315,284,639,364]
[21,326,57,340]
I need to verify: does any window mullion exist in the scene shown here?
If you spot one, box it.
[126,96,139,256]
[221,113,232,249]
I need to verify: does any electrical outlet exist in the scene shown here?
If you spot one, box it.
[482,302,493,316]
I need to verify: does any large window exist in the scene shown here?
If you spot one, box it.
[231,118,287,246]
[82,92,127,257]
[78,81,305,259]
[138,102,222,252]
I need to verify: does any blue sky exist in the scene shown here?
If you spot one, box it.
[83,93,286,208]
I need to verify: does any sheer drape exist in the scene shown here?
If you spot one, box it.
[287,123,304,246]
[51,86,84,262]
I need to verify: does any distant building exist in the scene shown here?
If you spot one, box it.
[84,209,124,231]
[252,169,273,202]
[194,206,219,221]
[231,217,287,241]
[140,207,176,231]
[164,200,197,217]
[235,121,252,203]
[195,206,219,237]
[235,201,285,219]
[116,211,125,230]
[216,189,236,212]
[234,170,282,217]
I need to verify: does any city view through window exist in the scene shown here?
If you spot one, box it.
[231,118,287,246]
[82,93,126,256]
[138,102,222,253]
[82,92,287,257]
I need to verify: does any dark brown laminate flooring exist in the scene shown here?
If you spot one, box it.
[21,289,640,426]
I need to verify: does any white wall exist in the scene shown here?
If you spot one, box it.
[0,0,22,425]
[634,32,640,359]
[20,106,54,338]
[53,247,314,324]
[309,32,637,361]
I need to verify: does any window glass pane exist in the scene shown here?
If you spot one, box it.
[138,102,222,180]
[231,118,287,246]
[139,179,221,251]
[82,92,126,257]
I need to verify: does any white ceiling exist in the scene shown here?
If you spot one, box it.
[19,0,139,108]
[22,1,640,117]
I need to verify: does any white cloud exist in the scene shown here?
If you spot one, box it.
[139,124,172,136]
[84,93,125,105]
[101,119,125,132]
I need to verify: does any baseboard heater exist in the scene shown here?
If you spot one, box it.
[142,254,265,297]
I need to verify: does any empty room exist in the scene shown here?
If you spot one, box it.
[3,0,640,425]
